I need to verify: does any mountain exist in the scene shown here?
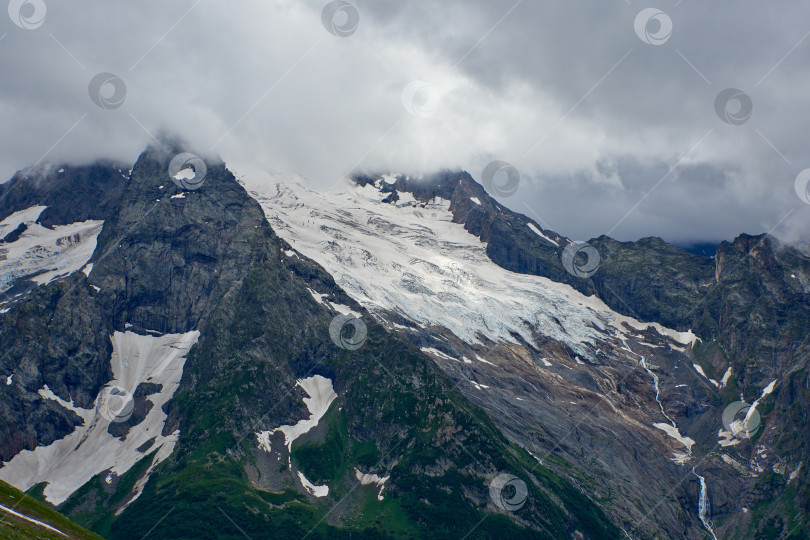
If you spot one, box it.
[0,144,619,539]
[1,147,807,539]
[250,171,810,539]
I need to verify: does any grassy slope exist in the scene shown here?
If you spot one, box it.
[0,480,104,539]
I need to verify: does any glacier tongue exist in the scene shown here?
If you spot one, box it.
[249,179,694,361]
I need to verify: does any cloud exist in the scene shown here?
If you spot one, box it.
[1,0,809,244]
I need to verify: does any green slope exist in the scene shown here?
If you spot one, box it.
[0,480,104,539]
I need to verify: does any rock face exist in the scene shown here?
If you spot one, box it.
[0,144,618,539]
[0,161,127,462]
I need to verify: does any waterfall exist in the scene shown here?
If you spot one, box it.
[693,468,718,540]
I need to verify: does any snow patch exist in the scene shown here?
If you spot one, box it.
[170,193,186,199]
[789,463,802,483]
[470,196,481,206]
[743,379,777,427]
[355,468,389,500]
[720,367,732,388]
[653,423,695,464]
[475,355,495,366]
[297,471,328,497]
[692,363,719,387]
[173,168,196,181]
[421,347,458,363]
[0,206,103,293]
[255,375,337,468]
[306,288,360,317]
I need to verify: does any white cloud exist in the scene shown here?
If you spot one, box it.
[1,0,809,244]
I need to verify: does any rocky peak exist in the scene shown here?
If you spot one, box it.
[88,141,279,335]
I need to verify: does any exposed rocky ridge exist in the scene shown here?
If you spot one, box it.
[0,273,113,461]
[0,162,128,228]
[0,162,133,462]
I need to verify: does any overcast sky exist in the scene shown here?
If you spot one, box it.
[2,0,810,245]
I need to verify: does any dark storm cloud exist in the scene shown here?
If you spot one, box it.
[1,0,809,244]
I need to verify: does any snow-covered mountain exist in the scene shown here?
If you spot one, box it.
[0,144,622,539]
[245,173,809,539]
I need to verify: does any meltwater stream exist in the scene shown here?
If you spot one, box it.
[640,356,676,425]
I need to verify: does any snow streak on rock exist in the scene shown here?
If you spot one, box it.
[641,356,694,464]
[354,468,390,500]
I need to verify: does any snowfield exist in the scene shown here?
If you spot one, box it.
[0,206,103,294]
[0,330,199,505]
